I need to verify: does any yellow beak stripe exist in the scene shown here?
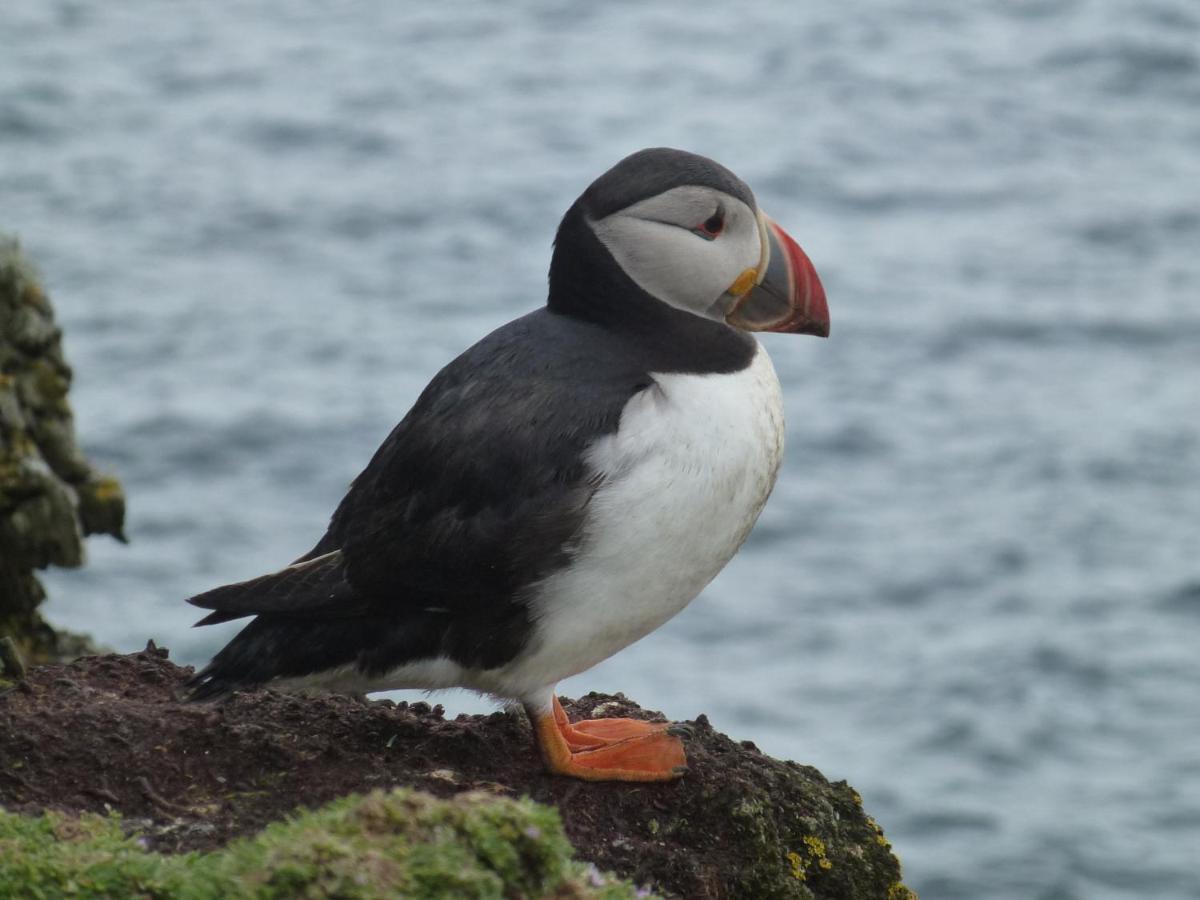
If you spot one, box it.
[728,267,758,298]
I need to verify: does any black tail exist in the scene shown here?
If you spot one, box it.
[188,614,395,700]
[187,551,359,627]
[186,612,450,700]
[187,548,377,699]
[186,549,463,700]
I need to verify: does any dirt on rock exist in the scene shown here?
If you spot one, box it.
[0,644,913,899]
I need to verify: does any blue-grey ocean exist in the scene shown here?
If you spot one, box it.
[5,2,1199,897]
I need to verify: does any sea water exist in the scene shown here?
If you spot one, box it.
[5,2,1199,897]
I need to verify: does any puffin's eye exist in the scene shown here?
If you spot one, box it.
[694,211,725,240]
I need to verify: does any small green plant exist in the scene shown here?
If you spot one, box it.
[0,788,647,899]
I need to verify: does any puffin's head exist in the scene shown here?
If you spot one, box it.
[550,148,829,338]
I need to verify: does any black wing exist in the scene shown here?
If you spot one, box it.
[189,309,651,667]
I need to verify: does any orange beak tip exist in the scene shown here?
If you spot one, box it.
[727,214,830,337]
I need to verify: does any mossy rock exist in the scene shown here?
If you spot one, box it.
[1,650,917,899]
[0,788,644,899]
[0,233,124,666]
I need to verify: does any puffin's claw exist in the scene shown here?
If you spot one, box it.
[528,696,688,782]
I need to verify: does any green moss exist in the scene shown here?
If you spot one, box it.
[0,810,181,898]
[0,788,647,899]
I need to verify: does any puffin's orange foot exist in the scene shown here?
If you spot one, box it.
[553,695,671,749]
[527,696,687,782]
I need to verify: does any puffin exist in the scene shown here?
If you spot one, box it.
[186,148,829,782]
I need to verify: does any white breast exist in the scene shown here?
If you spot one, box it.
[497,341,785,700]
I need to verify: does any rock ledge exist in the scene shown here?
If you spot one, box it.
[0,646,915,899]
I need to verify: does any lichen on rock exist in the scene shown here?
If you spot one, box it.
[0,234,125,666]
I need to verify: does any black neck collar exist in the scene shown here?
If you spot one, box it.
[546,203,755,375]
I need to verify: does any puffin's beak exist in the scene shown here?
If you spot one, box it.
[725,213,830,337]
